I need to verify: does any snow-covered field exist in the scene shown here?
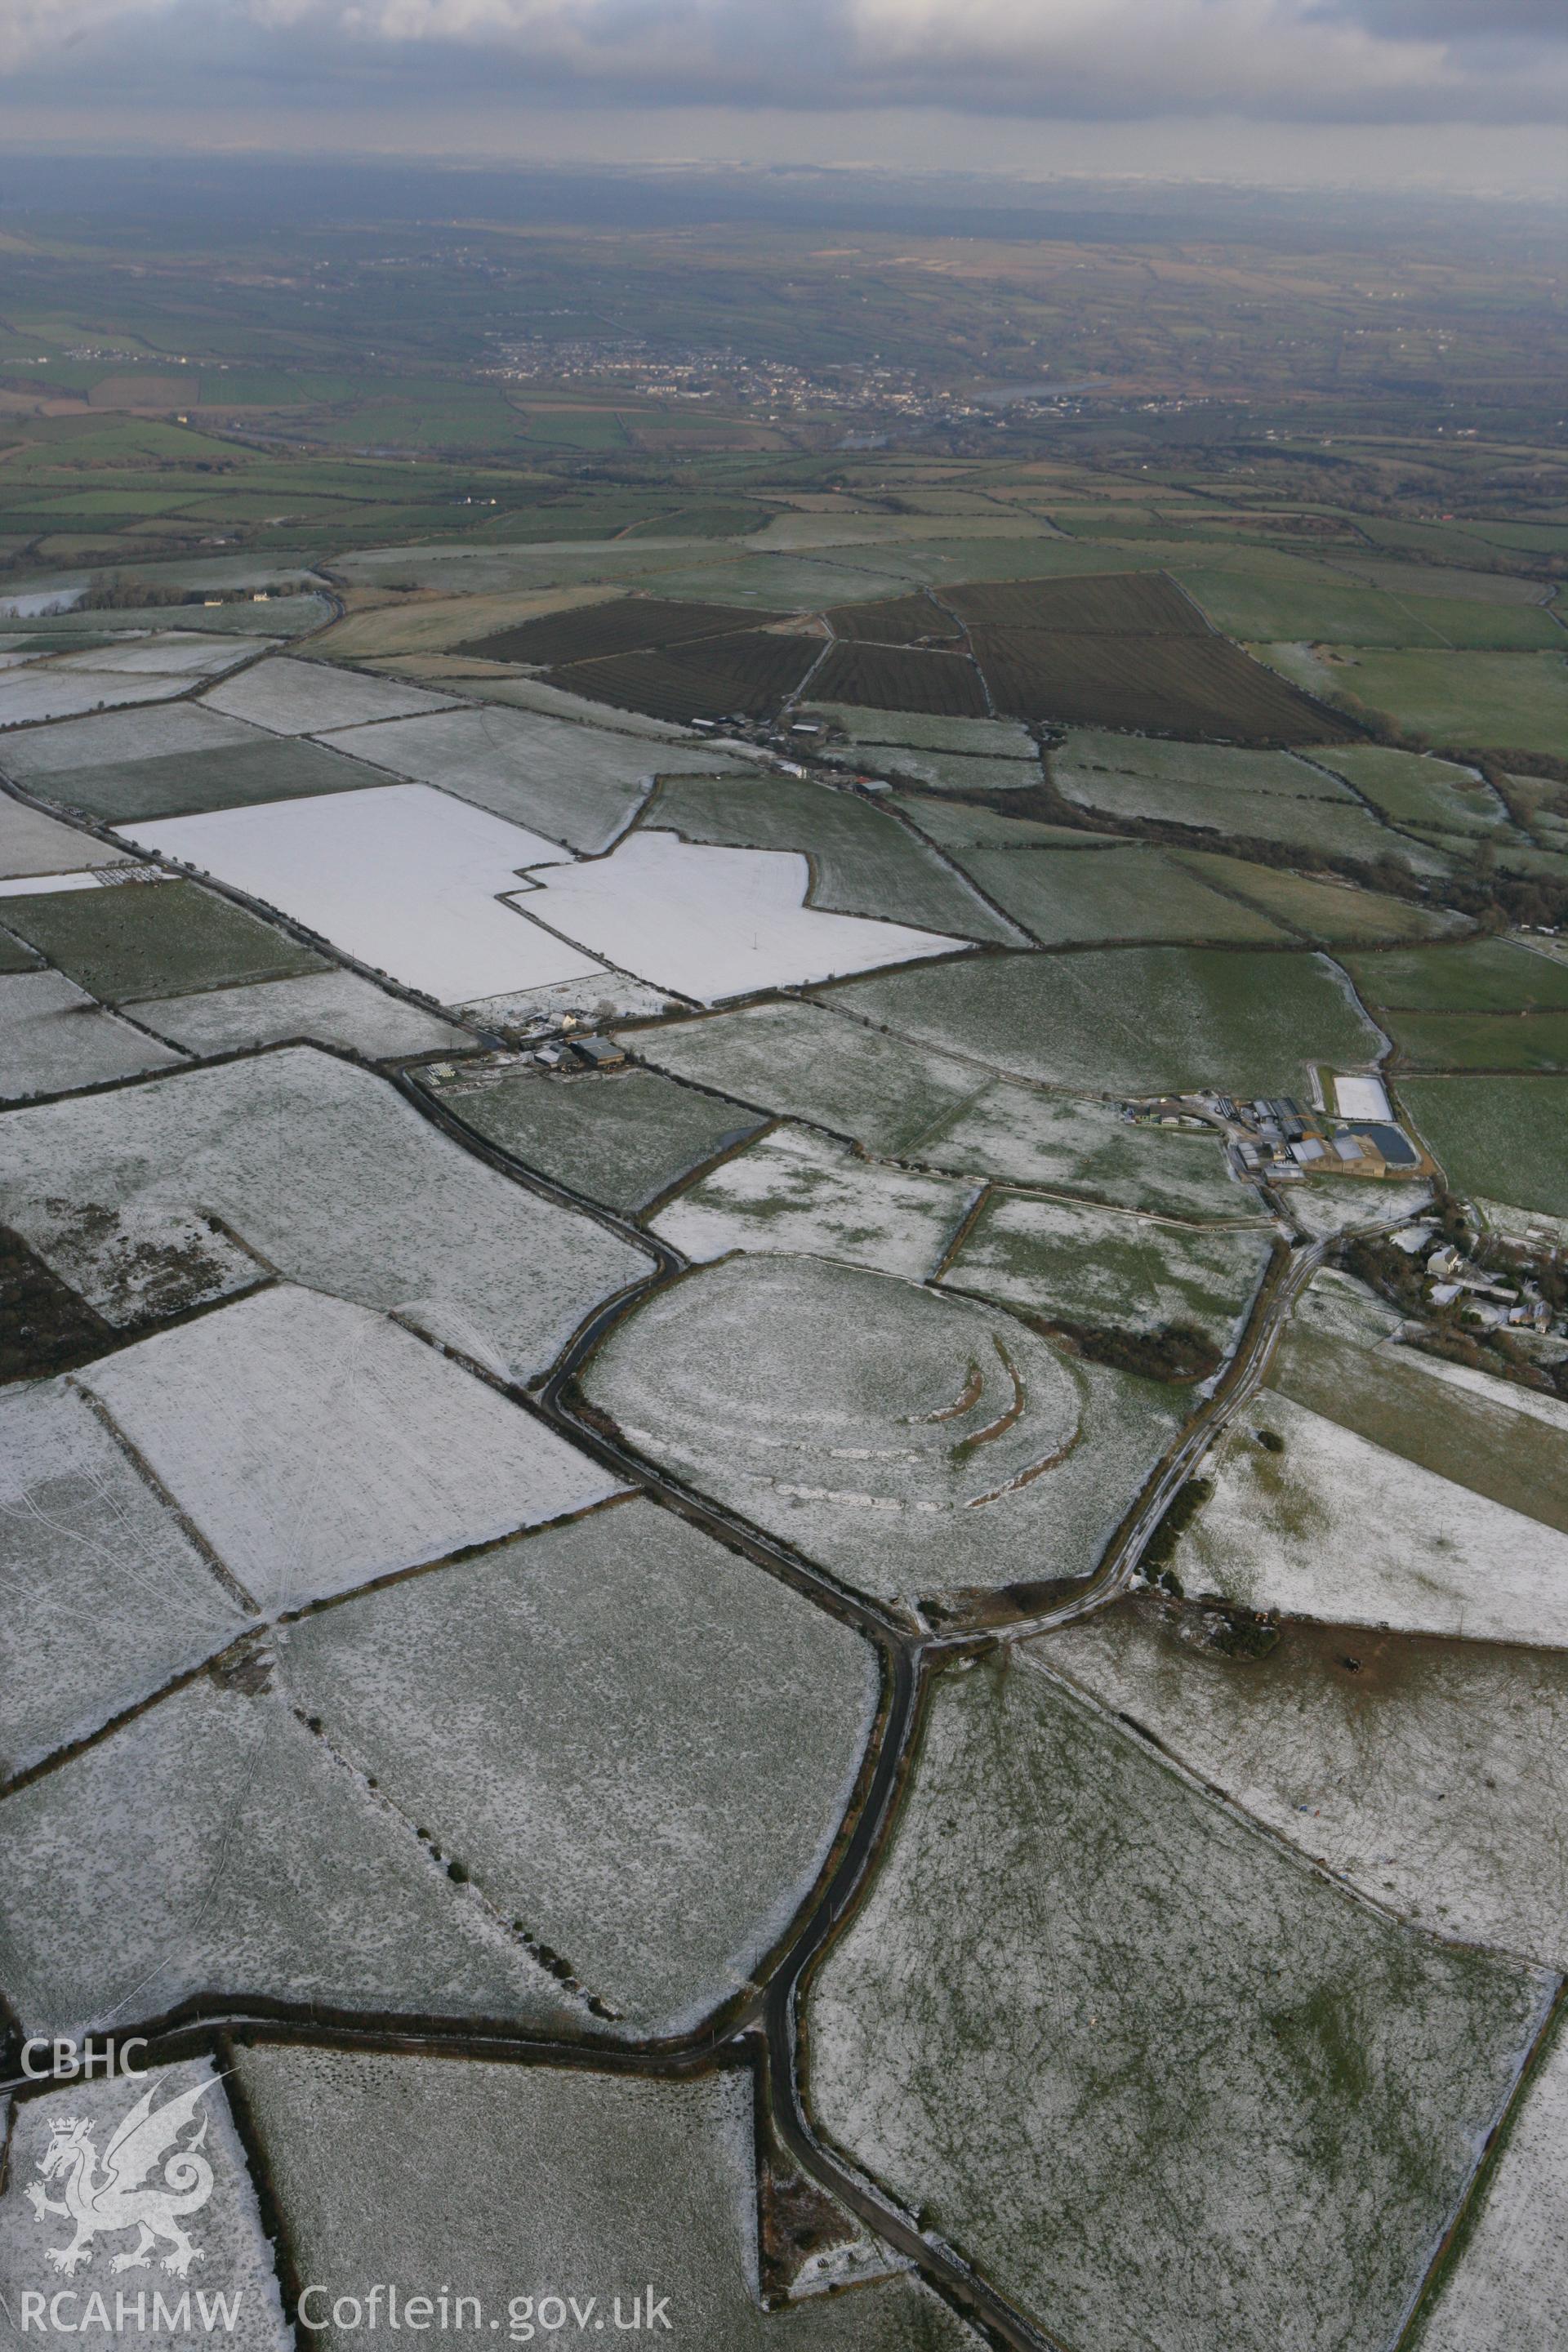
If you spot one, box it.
[653,1122,978,1280]
[52,635,256,679]
[1039,1596,1568,1968]
[584,1252,1184,1603]
[0,969,182,1098]
[0,793,122,878]
[0,671,204,727]
[202,657,457,736]
[32,1197,265,1326]
[514,830,970,1005]
[0,700,257,779]
[0,1679,577,2038]
[1419,2016,1568,2351]
[234,2048,966,2349]
[118,783,606,1005]
[0,1380,243,1780]
[806,1654,1550,2352]
[277,1499,877,2036]
[136,969,467,1058]
[82,1285,626,1609]
[0,1047,653,1381]
[1188,1391,1568,1644]
[916,1080,1260,1219]
[318,703,720,853]
[944,1191,1273,1348]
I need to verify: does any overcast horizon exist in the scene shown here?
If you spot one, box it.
[0,0,1563,200]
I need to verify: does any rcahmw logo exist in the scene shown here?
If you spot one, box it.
[24,2075,220,2281]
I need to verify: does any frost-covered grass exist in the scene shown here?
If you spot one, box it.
[806,1653,1550,2352]
[514,831,970,1006]
[2,877,324,1002]
[944,1192,1273,1348]
[121,784,603,1007]
[52,634,257,679]
[1269,1325,1568,1536]
[234,2048,969,2350]
[914,1083,1263,1219]
[1040,1592,1568,1967]
[820,946,1381,1098]
[316,704,728,855]
[0,1381,243,1780]
[0,701,254,779]
[951,844,1286,946]
[0,2059,292,2352]
[82,1285,624,1611]
[278,1500,877,2034]
[1416,2010,1568,2351]
[1398,1076,1568,1219]
[0,640,253,728]
[584,1253,1183,1603]
[440,1064,764,1215]
[1312,744,1509,837]
[645,771,1022,943]
[826,746,1044,794]
[0,793,117,878]
[0,1677,576,2038]
[653,1124,978,1280]
[136,970,468,1059]
[807,703,1038,758]
[631,998,987,1156]
[201,657,458,736]
[0,1047,653,1382]
[893,795,1122,850]
[0,969,181,1098]
[1187,1392,1568,1644]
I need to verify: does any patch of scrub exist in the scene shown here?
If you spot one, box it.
[317,703,732,855]
[819,945,1381,1098]
[233,2049,972,2351]
[0,1047,653,1382]
[80,1285,625,1612]
[645,770,1022,944]
[630,997,988,1156]
[1187,1392,1568,1645]
[24,1197,265,1326]
[583,1253,1184,1606]
[806,1654,1550,2352]
[0,1381,244,1780]
[653,1123,978,1280]
[1416,2011,1568,2351]
[0,2059,292,2352]
[135,969,467,1059]
[0,969,182,1098]
[201,657,458,735]
[118,785,602,1009]
[440,1062,764,1215]
[513,830,970,1006]
[943,1191,1273,1349]
[0,1678,577,2038]
[277,1502,877,2036]
[1039,1593,1568,1967]
[1,877,324,1003]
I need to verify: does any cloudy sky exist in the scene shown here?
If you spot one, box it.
[1,0,1563,192]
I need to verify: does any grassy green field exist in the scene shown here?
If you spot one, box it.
[1380,1010,1568,1071]
[1396,1075,1568,1214]
[817,945,1383,1097]
[1178,855,1463,945]
[1258,645,1568,760]
[1310,744,1508,835]
[951,844,1286,947]
[0,880,323,1002]
[1344,938,1568,1013]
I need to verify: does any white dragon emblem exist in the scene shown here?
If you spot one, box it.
[25,2077,218,2278]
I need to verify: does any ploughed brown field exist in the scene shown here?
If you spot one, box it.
[822,591,964,645]
[945,571,1209,636]
[971,629,1360,743]
[544,630,820,722]
[810,641,991,715]
[457,595,776,666]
